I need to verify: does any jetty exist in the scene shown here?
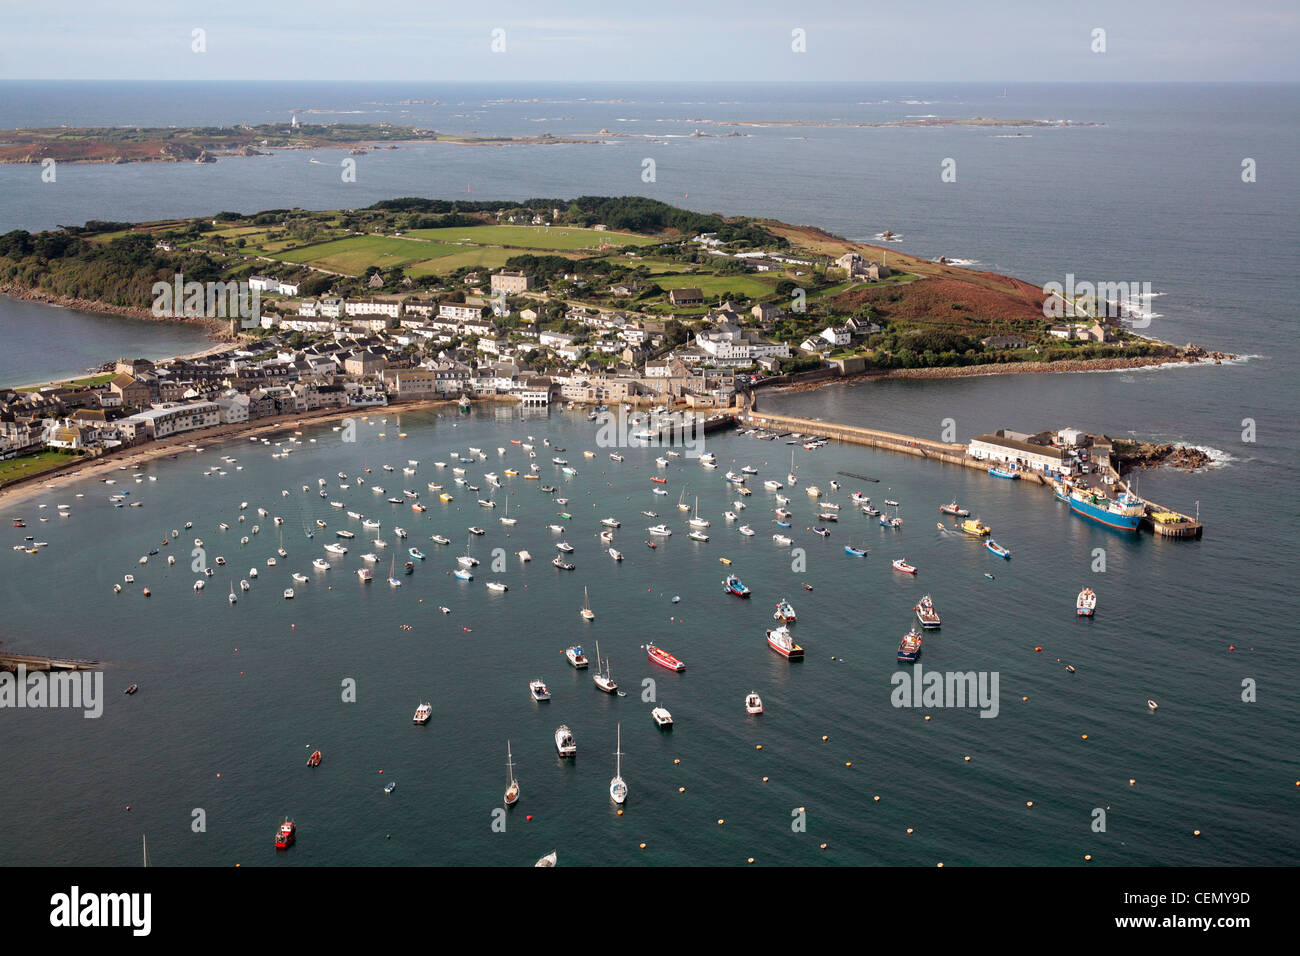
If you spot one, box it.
[0,652,101,672]
[729,403,1203,538]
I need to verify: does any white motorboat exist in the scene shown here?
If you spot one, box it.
[651,707,673,728]
[745,691,764,715]
[283,588,294,599]
[313,558,331,570]
[413,702,432,724]
[554,725,576,757]
[739,525,755,536]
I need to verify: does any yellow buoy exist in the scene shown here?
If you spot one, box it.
[673,759,680,765]
[873,795,880,802]
[1193,829,1201,836]
[762,777,769,783]
[1022,696,1029,702]
[906,828,914,835]
[964,756,971,762]
[678,787,685,793]
[1084,854,1093,862]
[1026,801,1034,808]
[845,761,852,767]
[924,715,931,721]
[717,819,725,825]
[639,843,646,849]
[1129,779,1136,786]
[821,735,829,742]
[1081,734,1089,740]
[617,809,623,816]
[937,862,944,868]
[756,744,763,750]
[747,857,754,864]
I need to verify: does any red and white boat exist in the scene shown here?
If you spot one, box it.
[767,625,804,659]
[275,818,296,849]
[773,599,796,623]
[642,643,685,672]
[892,558,918,575]
[939,500,970,516]
[306,750,322,767]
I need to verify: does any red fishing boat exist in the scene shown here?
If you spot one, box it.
[275,818,296,849]
[306,750,322,767]
[642,642,685,672]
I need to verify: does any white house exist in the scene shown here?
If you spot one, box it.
[277,279,301,296]
[820,326,851,347]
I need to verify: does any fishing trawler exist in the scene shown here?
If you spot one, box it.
[774,599,796,623]
[766,624,803,658]
[1068,488,1145,532]
[915,595,941,627]
[897,627,923,663]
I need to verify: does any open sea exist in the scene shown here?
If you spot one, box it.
[0,82,1296,867]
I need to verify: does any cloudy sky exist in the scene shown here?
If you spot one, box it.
[2,0,1297,82]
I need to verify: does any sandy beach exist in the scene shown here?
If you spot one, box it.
[0,399,453,510]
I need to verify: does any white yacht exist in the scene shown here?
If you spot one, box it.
[413,702,432,724]
[554,725,576,757]
[609,724,627,805]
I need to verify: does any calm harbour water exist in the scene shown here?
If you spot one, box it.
[0,81,1296,866]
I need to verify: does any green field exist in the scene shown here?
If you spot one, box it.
[651,272,777,299]
[406,224,658,251]
[269,235,529,276]
[0,450,81,486]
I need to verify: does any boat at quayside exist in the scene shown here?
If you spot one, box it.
[723,575,751,598]
[1077,588,1097,616]
[915,595,941,628]
[897,627,923,663]
[642,642,685,672]
[1067,488,1145,532]
[766,624,803,659]
[988,465,1020,479]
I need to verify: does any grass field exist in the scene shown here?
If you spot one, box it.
[406,224,658,251]
[651,272,777,299]
[0,451,81,486]
[270,236,459,275]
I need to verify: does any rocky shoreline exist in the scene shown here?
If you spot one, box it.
[1111,440,1215,472]
[0,285,229,335]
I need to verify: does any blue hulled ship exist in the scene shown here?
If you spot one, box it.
[1068,488,1145,532]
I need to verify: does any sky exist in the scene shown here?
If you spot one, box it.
[1,0,1297,83]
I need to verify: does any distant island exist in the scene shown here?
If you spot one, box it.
[0,123,597,164]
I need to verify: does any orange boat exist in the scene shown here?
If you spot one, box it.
[651,476,668,484]
[306,750,322,767]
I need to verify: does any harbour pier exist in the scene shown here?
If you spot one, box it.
[730,404,1202,537]
[0,652,102,672]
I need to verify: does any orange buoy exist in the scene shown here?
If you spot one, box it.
[673,759,680,765]
[717,819,724,825]
[639,843,646,849]
[1034,646,1042,652]
[747,858,754,864]
[1193,829,1201,836]
[762,777,768,783]
[820,843,827,850]
[924,715,931,721]
[964,756,971,762]
[756,744,762,750]
[906,828,913,834]
[1026,801,1034,808]
[1081,734,1089,740]
[1084,854,1093,862]
[845,762,852,767]
[617,809,623,816]
[821,735,829,741]
[873,795,880,802]
[678,787,685,793]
